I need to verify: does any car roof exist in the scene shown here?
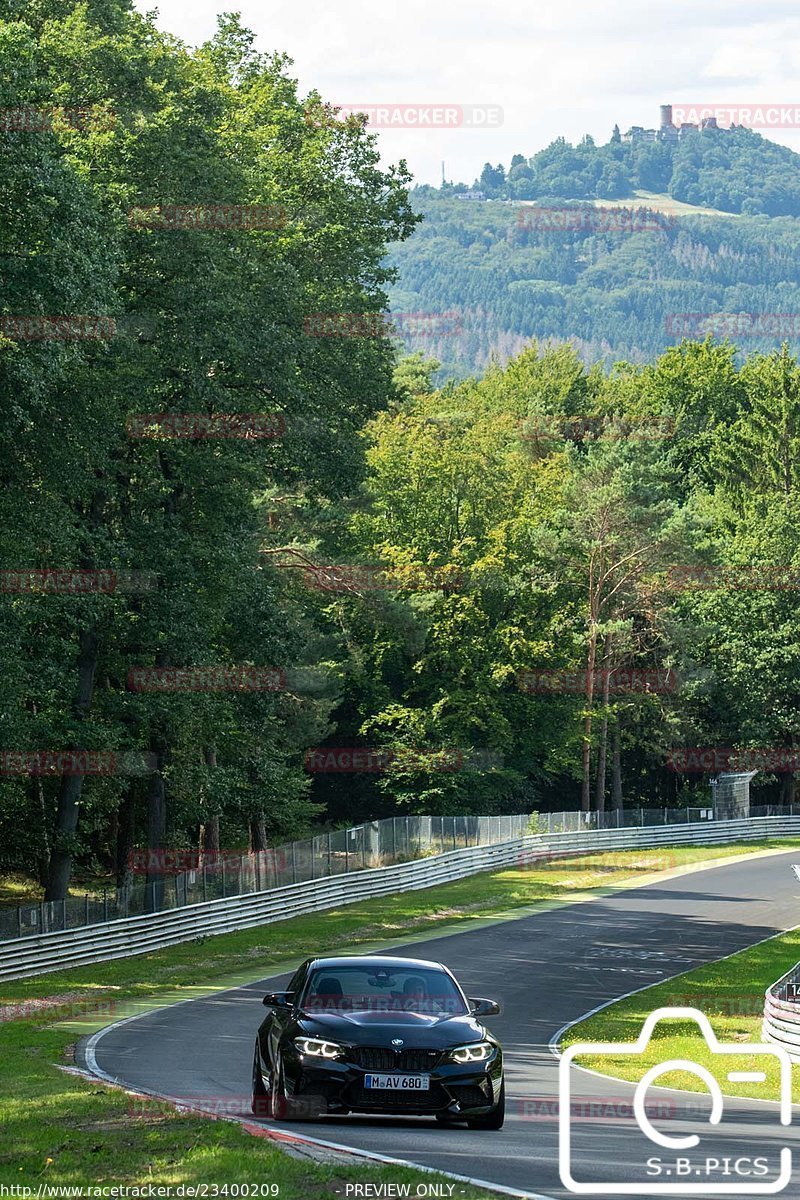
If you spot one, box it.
[306,955,446,971]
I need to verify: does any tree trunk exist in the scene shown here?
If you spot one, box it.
[34,777,51,887]
[202,746,220,859]
[115,791,136,887]
[144,736,167,913]
[44,627,99,900]
[780,774,796,807]
[204,813,220,857]
[581,628,598,812]
[250,813,268,853]
[593,634,613,818]
[612,715,623,811]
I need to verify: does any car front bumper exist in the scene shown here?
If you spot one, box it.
[282,1050,504,1117]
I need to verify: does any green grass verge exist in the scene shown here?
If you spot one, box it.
[563,896,800,1106]
[2,837,799,1197]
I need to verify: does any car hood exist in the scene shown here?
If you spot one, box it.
[295,1009,490,1047]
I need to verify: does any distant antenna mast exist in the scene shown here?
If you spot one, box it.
[441,161,446,186]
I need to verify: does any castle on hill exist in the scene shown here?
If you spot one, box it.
[624,104,726,144]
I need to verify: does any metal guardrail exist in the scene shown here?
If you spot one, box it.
[763,959,800,1059]
[2,813,798,982]
[0,812,532,941]
[10,804,795,943]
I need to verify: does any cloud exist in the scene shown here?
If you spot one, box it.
[134,0,800,183]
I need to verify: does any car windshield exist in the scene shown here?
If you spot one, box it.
[301,965,468,1015]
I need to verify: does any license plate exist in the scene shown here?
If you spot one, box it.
[364,1073,430,1091]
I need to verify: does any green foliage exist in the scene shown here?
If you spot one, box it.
[388,191,800,380]
[0,2,416,887]
[457,125,800,214]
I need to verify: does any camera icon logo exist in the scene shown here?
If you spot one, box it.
[559,1006,792,1194]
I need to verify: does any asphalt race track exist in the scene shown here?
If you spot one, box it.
[81,851,800,1199]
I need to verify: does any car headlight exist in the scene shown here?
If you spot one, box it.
[293,1037,343,1059]
[448,1041,495,1063]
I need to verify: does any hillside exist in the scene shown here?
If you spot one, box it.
[435,124,800,217]
[386,192,800,378]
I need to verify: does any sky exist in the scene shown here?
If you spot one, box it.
[133,0,800,186]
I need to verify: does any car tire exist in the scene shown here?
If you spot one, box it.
[270,1058,314,1121]
[251,1043,272,1117]
[466,1079,505,1130]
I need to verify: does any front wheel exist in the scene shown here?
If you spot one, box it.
[466,1079,505,1130]
[270,1058,321,1120]
[251,1043,271,1117]
[270,1058,292,1120]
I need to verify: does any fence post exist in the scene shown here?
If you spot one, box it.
[345,838,349,873]
[328,832,332,875]
[84,893,89,926]
[17,905,23,937]
[62,898,67,931]
[391,819,396,861]
[222,859,226,898]
[452,816,457,850]
[202,864,207,902]
[103,889,108,922]
[40,900,45,933]
[292,841,297,883]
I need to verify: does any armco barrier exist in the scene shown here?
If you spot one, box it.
[2,814,799,982]
[763,961,800,1059]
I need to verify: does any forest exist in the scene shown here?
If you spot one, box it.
[437,123,800,216]
[387,192,800,377]
[3,0,800,903]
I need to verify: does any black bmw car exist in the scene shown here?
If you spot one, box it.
[252,954,504,1128]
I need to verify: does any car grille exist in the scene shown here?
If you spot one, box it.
[348,1046,442,1072]
[447,1083,490,1109]
[347,1083,447,1111]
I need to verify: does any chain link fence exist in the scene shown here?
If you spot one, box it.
[0,813,527,941]
[5,803,800,942]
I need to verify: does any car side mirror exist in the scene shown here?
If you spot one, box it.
[468,996,501,1017]
[262,990,295,1008]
